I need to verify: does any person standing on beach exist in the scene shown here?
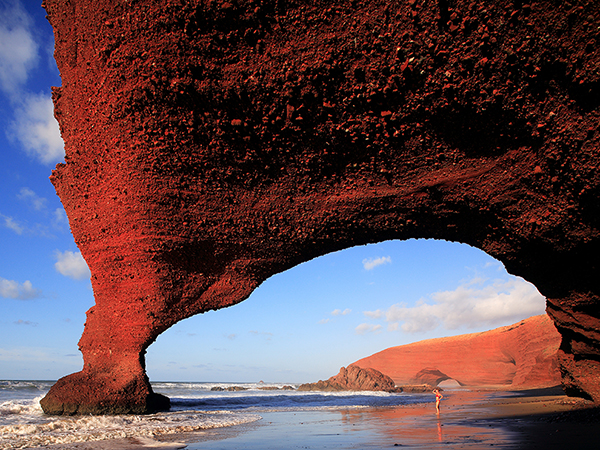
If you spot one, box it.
[433,389,443,414]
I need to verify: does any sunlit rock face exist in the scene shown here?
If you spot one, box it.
[297,365,399,392]
[354,314,562,388]
[40,0,600,413]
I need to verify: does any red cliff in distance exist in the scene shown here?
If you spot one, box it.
[354,314,561,389]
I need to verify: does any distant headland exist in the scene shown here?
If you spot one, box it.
[302,314,561,392]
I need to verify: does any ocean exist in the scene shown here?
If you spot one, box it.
[0,380,428,449]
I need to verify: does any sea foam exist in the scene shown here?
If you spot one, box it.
[0,380,421,449]
[0,407,260,449]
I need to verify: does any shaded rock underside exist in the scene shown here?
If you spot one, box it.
[40,0,600,413]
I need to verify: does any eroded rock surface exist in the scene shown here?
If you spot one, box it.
[40,0,600,413]
[298,365,399,392]
[354,314,562,388]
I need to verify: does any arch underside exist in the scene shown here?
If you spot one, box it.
[415,368,465,387]
[40,0,600,414]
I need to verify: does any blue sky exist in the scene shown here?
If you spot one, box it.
[0,0,547,383]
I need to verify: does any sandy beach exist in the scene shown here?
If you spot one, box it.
[45,386,598,450]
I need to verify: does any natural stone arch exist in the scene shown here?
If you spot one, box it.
[414,368,458,387]
[437,379,463,388]
[40,0,599,414]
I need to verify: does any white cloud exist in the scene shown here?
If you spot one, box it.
[385,302,441,333]
[14,319,38,326]
[10,92,64,165]
[52,208,68,229]
[331,308,352,316]
[54,250,91,280]
[0,277,41,299]
[0,2,64,165]
[378,277,546,333]
[2,194,65,237]
[249,330,273,341]
[321,308,351,324]
[17,187,47,211]
[0,1,38,95]
[1,214,24,234]
[0,346,77,364]
[363,309,383,319]
[1,211,62,238]
[363,256,392,271]
[355,323,383,335]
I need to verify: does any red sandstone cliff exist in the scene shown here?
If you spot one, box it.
[354,314,561,388]
[40,0,600,413]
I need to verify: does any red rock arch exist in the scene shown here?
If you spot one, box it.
[438,379,464,388]
[40,0,600,414]
[414,368,458,387]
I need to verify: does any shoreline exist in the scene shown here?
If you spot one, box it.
[36,387,599,449]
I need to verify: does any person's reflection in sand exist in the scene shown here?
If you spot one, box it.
[437,419,443,442]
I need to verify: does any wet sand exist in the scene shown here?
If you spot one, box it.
[45,387,599,449]
[183,387,599,450]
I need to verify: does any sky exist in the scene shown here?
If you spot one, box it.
[0,0,547,384]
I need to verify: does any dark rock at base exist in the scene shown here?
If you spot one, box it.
[40,371,170,415]
[397,385,438,393]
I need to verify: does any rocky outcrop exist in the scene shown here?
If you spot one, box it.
[298,365,399,392]
[354,315,561,388]
[41,0,600,413]
[38,371,169,415]
[398,385,437,394]
[211,386,248,391]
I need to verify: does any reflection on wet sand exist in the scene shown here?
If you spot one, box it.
[337,392,513,448]
[114,388,597,450]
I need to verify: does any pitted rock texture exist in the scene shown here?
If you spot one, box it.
[354,314,562,388]
[41,0,600,413]
[297,365,399,392]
